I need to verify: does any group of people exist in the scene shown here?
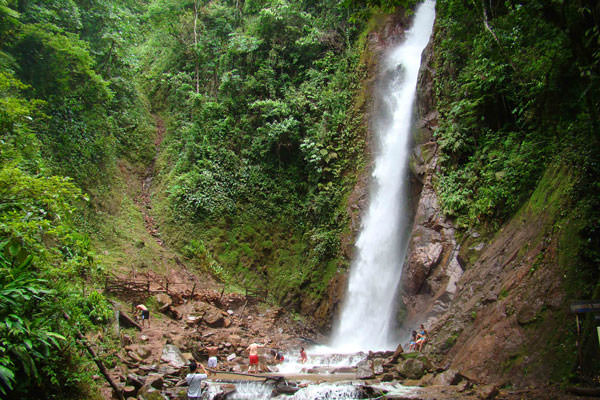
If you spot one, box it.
[184,343,309,399]
[133,303,309,399]
[408,324,428,352]
[246,343,308,373]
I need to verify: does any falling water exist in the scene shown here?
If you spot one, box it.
[331,0,436,352]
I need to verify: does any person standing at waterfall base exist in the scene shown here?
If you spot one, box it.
[206,346,218,375]
[299,347,307,364]
[186,360,208,400]
[246,342,266,373]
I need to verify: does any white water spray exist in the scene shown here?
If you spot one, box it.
[330,0,436,352]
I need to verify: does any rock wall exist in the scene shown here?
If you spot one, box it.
[400,30,463,332]
[401,20,573,389]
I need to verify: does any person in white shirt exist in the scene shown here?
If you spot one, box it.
[186,360,208,399]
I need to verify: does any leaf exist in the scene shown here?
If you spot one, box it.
[8,243,19,257]
[0,365,15,394]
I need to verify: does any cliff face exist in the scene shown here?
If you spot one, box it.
[402,20,574,388]
[401,36,463,331]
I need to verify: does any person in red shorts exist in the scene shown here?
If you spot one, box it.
[246,341,266,373]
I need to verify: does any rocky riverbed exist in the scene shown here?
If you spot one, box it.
[96,285,587,400]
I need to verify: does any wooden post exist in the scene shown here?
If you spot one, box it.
[219,286,225,304]
[190,283,196,300]
[576,314,582,371]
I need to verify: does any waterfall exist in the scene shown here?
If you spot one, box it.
[330,0,436,352]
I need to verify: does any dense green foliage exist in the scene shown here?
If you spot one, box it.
[433,0,600,379]
[140,0,374,305]
[0,0,151,398]
[433,0,599,284]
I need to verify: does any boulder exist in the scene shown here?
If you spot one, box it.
[155,293,172,310]
[126,373,144,389]
[145,373,164,390]
[476,384,499,400]
[137,385,168,400]
[160,344,187,368]
[203,309,226,327]
[164,305,183,320]
[136,345,153,360]
[390,343,404,363]
[373,358,384,375]
[356,359,374,379]
[433,368,461,386]
[396,358,426,380]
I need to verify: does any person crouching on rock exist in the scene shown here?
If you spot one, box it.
[186,360,208,400]
[271,349,284,364]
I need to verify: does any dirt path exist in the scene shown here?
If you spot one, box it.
[135,115,165,247]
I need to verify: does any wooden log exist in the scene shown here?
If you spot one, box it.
[119,310,143,331]
[64,313,125,400]
[567,387,600,397]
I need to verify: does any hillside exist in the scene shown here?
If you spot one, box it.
[0,0,599,399]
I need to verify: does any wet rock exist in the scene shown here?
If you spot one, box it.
[404,241,443,295]
[373,358,384,375]
[160,344,186,368]
[382,373,394,382]
[356,359,374,379]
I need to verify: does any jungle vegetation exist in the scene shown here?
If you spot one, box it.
[0,0,598,397]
